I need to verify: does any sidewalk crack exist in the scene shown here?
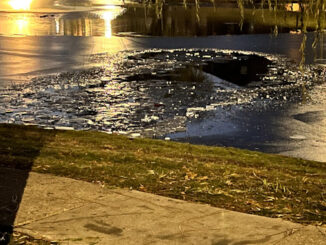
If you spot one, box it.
[15,202,90,228]
[272,226,304,245]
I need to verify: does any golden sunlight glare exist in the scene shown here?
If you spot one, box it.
[102,11,114,38]
[8,0,33,10]
[15,17,30,34]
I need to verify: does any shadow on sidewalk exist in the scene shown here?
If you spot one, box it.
[0,124,56,244]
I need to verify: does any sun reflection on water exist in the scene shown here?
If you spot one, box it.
[15,17,30,34]
[100,5,125,38]
[8,0,33,10]
[0,14,31,36]
[102,11,114,38]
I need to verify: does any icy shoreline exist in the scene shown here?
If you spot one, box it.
[0,49,324,138]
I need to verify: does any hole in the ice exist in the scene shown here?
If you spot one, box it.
[201,55,272,86]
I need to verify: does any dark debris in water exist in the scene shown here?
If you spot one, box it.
[0,49,324,137]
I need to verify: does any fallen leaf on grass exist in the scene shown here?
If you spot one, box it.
[147,170,155,175]
[225,180,233,186]
[246,199,262,209]
[302,176,309,183]
[230,189,245,193]
[265,196,277,202]
[199,182,209,185]
[183,166,197,180]
[229,173,241,178]
[197,176,209,181]
[139,184,146,191]
[185,171,197,180]
[103,145,114,150]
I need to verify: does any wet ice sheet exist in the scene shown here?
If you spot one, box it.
[0,49,324,137]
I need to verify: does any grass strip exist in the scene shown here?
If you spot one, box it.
[1,123,326,225]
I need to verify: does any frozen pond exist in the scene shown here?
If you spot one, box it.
[0,49,324,135]
[1,1,326,86]
[1,1,326,161]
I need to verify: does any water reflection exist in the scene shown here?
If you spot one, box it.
[1,1,326,84]
[285,3,300,12]
[0,0,124,37]
[0,9,124,37]
[0,14,33,36]
[111,4,312,36]
[102,6,119,38]
[13,15,31,35]
[0,0,95,11]
[0,3,316,37]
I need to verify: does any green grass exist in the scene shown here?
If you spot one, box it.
[1,123,326,225]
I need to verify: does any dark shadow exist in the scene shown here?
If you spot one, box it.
[0,124,56,244]
[293,111,326,124]
[202,55,271,87]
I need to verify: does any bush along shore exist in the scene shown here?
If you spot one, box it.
[1,123,326,225]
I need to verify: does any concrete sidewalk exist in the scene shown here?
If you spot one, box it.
[10,170,326,244]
